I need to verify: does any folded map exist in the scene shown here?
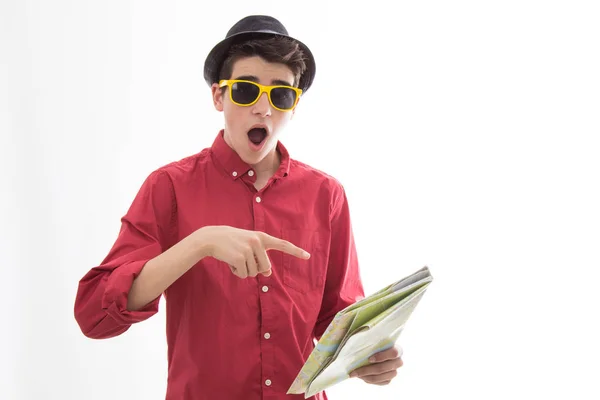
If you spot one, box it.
[287,266,433,398]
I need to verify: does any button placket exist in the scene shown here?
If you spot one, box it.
[253,187,274,390]
[260,281,274,388]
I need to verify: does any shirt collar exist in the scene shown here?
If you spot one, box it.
[210,130,291,181]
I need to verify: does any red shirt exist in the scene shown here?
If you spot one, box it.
[74,130,365,400]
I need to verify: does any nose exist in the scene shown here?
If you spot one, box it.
[252,92,272,117]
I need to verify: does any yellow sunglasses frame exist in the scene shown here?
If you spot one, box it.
[219,79,302,112]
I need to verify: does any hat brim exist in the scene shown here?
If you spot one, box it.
[203,31,316,93]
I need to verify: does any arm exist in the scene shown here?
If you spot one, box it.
[73,169,200,339]
[126,230,210,311]
[313,184,365,341]
[74,169,304,339]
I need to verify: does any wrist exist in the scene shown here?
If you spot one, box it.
[192,225,215,260]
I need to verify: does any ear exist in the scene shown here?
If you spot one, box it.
[211,83,224,112]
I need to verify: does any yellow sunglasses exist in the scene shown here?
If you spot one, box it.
[219,79,302,111]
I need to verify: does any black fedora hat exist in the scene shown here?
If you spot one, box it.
[203,15,316,93]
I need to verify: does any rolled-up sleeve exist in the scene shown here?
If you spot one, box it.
[74,169,177,339]
[313,184,365,341]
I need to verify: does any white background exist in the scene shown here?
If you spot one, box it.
[2,1,599,399]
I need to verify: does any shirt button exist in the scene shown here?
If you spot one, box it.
[264,332,271,339]
[255,196,262,203]
[232,171,238,177]
[265,379,272,386]
[261,285,269,292]
[248,170,254,176]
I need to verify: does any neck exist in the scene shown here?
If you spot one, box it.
[251,147,281,181]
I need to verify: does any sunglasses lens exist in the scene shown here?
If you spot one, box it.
[271,87,297,110]
[231,82,260,104]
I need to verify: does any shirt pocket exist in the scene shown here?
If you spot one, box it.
[281,229,327,294]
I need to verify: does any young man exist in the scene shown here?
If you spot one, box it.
[74,15,403,400]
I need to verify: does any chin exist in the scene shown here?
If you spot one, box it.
[240,147,270,165]
[226,126,276,165]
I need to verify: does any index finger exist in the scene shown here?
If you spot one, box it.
[260,233,311,259]
[370,346,403,363]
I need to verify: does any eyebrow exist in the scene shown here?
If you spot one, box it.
[234,75,293,87]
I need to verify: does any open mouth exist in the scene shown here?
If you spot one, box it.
[247,127,268,146]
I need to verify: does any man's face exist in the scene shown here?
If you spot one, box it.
[212,56,297,167]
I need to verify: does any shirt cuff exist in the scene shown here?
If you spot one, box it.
[101,260,160,325]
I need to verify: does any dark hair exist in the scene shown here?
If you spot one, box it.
[218,36,307,87]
